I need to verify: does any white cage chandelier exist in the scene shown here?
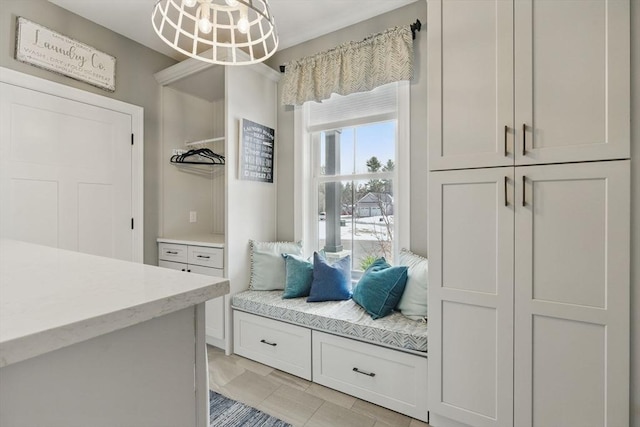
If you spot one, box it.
[152,0,279,65]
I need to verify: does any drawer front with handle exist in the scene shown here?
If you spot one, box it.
[158,243,188,263]
[312,331,428,422]
[188,246,223,269]
[233,311,311,380]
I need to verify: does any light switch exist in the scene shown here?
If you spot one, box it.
[189,211,197,223]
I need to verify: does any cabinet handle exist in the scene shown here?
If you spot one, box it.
[522,123,527,156]
[181,268,186,272]
[504,176,508,207]
[166,251,178,255]
[522,175,526,207]
[197,255,211,259]
[352,367,376,377]
[187,269,191,272]
[504,125,508,157]
[260,339,277,347]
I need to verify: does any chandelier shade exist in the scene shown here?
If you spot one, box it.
[152,0,279,65]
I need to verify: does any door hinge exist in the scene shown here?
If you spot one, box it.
[131,218,134,230]
[131,133,134,145]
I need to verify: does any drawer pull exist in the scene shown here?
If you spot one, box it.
[260,339,277,347]
[166,251,179,255]
[352,367,376,377]
[197,255,211,259]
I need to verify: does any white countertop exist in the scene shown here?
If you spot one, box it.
[0,239,229,368]
[157,233,225,247]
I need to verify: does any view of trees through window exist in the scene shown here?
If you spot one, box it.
[314,121,396,274]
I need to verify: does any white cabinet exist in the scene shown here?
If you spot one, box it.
[158,240,226,348]
[427,1,631,425]
[155,52,280,353]
[428,167,514,427]
[428,161,630,427]
[428,0,630,171]
[513,161,630,427]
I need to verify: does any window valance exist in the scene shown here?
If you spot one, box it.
[281,25,414,106]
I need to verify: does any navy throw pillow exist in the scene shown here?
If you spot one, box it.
[307,252,352,302]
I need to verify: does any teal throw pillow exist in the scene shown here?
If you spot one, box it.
[249,240,303,290]
[396,249,428,320]
[307,252,352,302]
[352,257,408,319]
[282,253,313,298]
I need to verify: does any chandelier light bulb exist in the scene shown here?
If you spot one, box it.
[183,0,197,8]
[198,17,212,34]
[237,15,249,34]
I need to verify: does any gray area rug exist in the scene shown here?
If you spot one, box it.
[209,390,291,427]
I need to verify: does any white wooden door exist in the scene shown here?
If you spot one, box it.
[428,0,514,171]
[428,167,514,427]
[514,0,630,165]
[514,161,630,427]
[0,83,133,261]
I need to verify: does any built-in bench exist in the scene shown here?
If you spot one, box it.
[231,290,429,422]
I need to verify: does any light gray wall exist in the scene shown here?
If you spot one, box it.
[0,0,177,265]
[265,1,429,257]
[630,1,639,425]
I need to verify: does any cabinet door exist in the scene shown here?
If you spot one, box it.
[428,167,514,427]
[428,0,514,171]
[514,161,630,427]
[190,264,225,344]
[514,0,630,165]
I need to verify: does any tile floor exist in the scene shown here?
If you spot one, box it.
[207,345,430,427]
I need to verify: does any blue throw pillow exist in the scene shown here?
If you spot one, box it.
[352,258,408,319]
[307,252,352,302]
[282,253,313,298]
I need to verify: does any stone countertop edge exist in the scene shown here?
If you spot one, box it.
[0,280,229,368]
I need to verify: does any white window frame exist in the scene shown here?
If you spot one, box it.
[293,81,410,260]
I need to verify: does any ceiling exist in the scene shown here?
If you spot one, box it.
[49,0,417,62]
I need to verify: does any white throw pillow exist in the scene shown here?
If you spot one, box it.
[249,240,303,290]
[397,248,428,320]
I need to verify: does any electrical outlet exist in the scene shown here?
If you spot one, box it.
[189,211,197,223]
[172,149,187,156]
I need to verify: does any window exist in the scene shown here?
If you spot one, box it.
[294,82,410,275]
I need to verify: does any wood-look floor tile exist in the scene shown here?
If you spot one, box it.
[258,384,323,426]
[304,401,375,427]
[351,398,411,426]
[269,369,312,391]
[305,383,357,409]
[235,355,275,376]
[220,370,280,407]
[409,418,431,427]
[208,355,245,388]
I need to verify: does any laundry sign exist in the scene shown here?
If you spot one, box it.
[15,17,116,92]
[239,119,275,183]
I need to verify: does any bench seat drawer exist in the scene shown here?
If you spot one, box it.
[312,331,428,421]
[233,311,311,380]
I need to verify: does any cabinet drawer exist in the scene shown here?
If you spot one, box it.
[233,311,311,380]
[188,246,223,269]
[158,243,188,263]
[312,331,428,422]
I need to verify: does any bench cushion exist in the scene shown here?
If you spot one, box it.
[232,290,428,353]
